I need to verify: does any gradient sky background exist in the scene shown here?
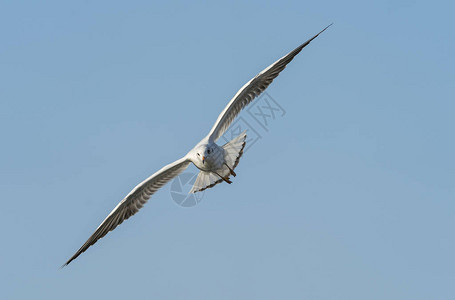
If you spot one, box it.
[1,1,454,299]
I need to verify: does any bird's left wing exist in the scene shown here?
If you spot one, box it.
[207,24,332,142]
[63,156,191,267]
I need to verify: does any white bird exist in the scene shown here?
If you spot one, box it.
[63,24,332,266]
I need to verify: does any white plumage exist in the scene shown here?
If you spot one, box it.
[63,24,331,266]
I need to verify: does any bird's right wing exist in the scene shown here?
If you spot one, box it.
[63,156,191,267]
[207,24,332,142]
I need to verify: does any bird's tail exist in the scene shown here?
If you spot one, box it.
[222,130,247,171]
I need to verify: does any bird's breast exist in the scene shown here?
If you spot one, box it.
[194,145,225,171]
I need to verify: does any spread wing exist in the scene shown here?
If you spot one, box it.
[207,24,332,142]
[63,157,191,267]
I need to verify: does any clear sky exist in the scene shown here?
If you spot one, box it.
[1,1,454,299]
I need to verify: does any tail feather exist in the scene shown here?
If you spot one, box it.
[222,130,247,170]
[189,171,223,193]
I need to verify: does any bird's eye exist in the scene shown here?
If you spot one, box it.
[207,149,211,154]
[197,153,200,156]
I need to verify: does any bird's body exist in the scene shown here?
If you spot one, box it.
[63,24,332,267]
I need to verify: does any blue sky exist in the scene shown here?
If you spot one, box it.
[1,1,454,299]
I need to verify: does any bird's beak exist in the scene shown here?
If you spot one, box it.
[202,156,205,164]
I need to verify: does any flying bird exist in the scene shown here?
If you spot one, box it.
[63,24,332,267]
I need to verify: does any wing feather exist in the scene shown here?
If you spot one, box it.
[63,157,190,267]
[207,24,332,142]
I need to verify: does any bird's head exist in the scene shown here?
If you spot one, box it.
[193,144,216,165]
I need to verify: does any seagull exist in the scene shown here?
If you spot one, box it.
[63,24,332,267]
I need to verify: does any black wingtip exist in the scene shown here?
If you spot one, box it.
[60,259,72,269]
[60,255,76,269]
[313,23,334,39]
[296,23,333,52]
